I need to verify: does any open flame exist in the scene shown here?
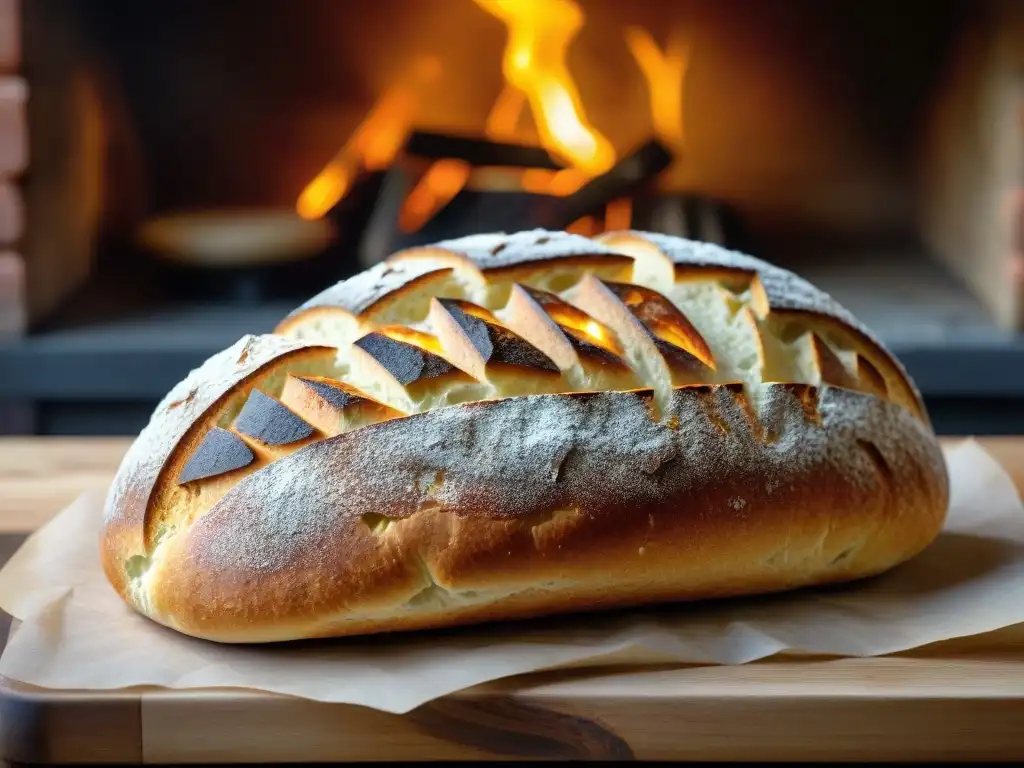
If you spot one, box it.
[603,197,633,231]
[296,57,441,221]
[485,85,527,142]
[473,0,615,175]
[398,159,472,233]
[626,27,689,148]
[519,167,588,197]
[295,4,690,236]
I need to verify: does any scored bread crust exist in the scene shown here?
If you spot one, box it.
[101,229,949,643]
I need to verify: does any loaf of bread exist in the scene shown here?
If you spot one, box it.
[101,230,948,643]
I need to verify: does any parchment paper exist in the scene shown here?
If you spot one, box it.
[0,438,1022,714]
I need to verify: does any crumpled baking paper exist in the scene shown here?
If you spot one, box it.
[0,438,1021,714]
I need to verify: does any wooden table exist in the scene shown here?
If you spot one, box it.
[0,437,130,531]
[1,436,1024,764]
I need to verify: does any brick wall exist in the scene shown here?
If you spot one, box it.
[0,0,24,337]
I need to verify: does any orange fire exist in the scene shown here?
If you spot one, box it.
[473,0,615,176]
[296,7,689,232]
[398,159,472,233]
[485,85,527,142]
[603,197,633,231]
[296,57,441,221]
[519,167,587,197]
[565,215,599,237]
[626,27,689,148]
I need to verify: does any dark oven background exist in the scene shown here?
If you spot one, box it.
[0,0,1021,436]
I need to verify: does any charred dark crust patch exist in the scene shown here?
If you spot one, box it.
[652,336,707,375]
[521,285,565,310]
[602,280,714,369]
[519,285,629,367]
[297,377,364,410]
[177,427,255,484]
[356,333,455,384]
[481,253,634,276]
[439,300,495,361]
[562,329,629,369]
[488,324,560,373]
[440,299,560,374]
[235,389,316,446]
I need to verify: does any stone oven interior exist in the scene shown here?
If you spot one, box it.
[1,0,1022,436]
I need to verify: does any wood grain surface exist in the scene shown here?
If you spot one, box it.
[1,435,1023,763]
[0,437,131,531]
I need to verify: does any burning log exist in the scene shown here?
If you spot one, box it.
[357,156,535,267]
[356,132,569,267]
[364,183,548,266]
[405,131,561,170]
[535,139,673,230]
[357,137,676,265]
[293,0,705,268]
[295,57,441,222]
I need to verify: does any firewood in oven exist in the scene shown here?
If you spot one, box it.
[359,137,674,267]
[361,162,554,267]
[405,131,561,170]
[535,138,674,230]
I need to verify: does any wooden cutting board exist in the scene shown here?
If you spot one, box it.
[3,624,1024,763]
[1,436,1024,763]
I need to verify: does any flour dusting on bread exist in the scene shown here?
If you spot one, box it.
[100,230,948,643]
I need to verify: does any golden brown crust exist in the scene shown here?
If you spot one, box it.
[100,337,331,600]
[101,229,949,643]
[146,384,946,643]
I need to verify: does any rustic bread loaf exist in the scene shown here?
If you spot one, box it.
[101,230,948,643]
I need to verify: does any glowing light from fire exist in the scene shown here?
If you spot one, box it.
[604,197,633,231]
[398,159,472,233]
[485,85,527,141]
[566,215,599,237]
[625,27,689,148]
[519,168,587,197]
[296,166,351,223]
[474,0,615,175]
[296,57,441,221]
